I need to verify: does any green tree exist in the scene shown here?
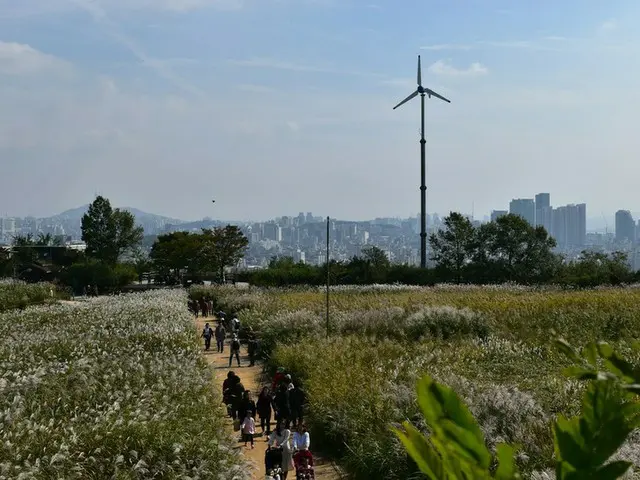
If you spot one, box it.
[557,251,634,287]
[474,214,559,284]
[81,196,143,265]
[429,212,476,283]
[201,226,249,283]
[363,245,391,269]
[128,246,153,283]
[345,245,391,284]
[149,232,204,284]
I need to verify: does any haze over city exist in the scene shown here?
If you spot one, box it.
[1,0,639,221]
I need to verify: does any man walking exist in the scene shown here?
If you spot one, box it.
[201,322,214,351]
[229,333,241,368]
[215,321,226,353]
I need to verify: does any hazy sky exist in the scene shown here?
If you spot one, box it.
[0,0,638,221]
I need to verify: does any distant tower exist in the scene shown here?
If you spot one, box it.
[509,198,535,226]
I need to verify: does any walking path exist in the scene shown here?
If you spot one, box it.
[196,316,343,479]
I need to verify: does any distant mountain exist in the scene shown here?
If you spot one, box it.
[49,205,186,225]
[38,205,188,236]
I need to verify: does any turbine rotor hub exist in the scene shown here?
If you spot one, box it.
[417,86,425,94]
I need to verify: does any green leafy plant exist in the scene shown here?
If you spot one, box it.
[392,375,520,479]
[394,339,640,480]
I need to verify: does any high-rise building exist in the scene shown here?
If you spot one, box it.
[549,203,587,247]
[535,193,550,209]
[615,210,635,243]
[537,206,553,234]
[263,222,282,242]
[490,210,508,222]
[552,206,567,245]
[535,193,551,228]
[509,199,535,225]
[576,203,586,247]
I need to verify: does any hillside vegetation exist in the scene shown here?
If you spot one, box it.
[0,290,246,479]
[194,284,640,479]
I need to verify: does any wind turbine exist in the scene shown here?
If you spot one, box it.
[393,54,451,269]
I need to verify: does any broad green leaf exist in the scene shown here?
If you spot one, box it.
[563,365,598,381]
[555,338,582,363]
[598,344,640,383]
[392,422,443,479]
[622,383,640,396]
[584,342,598,367]
[594,461,633,480]
[439,419,492,469]
[553,416,588,468]
[423,378,491,470]
[494,443,519,480]
[579,381,632,466]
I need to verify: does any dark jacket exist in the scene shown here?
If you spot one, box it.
[230,380,245,404]
[257,393,273,417]
[238,398,256,421]
[274,386,290,417]
[290,386,306,412]
[215,325,226,340]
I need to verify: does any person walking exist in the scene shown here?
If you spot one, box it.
[229,374,245,421]
[292,423,310,451]
[268,420,295,479]
[241,411,256,449]
[247,327,258,367]
[201,322,214,351]
[229,334,241,368]
[274,382,291,429]
[222,371,235,416]
[230,315,240,335]
[257,386,274,436]
[199,298,209,318]
[289,384,306,429]
[215,321,226,353]
[238,390,257,423]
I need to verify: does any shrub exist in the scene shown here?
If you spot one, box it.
[0,289,247,478]
[0,280,67,312]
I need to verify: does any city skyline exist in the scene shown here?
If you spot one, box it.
[1,2,640,220]
[1,196,639,233]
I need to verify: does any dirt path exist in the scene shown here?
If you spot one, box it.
[196,317,344,479]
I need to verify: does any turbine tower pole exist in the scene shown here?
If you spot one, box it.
[392,54,451,268]
[420,84,427,268]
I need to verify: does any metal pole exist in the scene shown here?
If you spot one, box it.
[420,92,427,268]
[326,216,330,338]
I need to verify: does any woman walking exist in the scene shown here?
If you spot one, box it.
[267,420,295,479]
[257,386,273,435]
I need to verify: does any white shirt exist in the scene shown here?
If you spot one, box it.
[292,431,310,450]
[241,416,256,435]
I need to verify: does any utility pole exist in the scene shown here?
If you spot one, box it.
[326,216,330,338]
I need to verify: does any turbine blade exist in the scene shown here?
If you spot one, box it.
[425,87,451,103]
[393,90,419,110]
[417,55,422,86]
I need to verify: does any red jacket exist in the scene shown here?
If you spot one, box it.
[272,372,286,391]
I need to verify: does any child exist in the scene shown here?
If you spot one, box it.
[241,411,256,449]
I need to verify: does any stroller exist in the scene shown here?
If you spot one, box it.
[265,447,284,480]
[293,450,315,480]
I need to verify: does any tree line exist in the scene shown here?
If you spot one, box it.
[0,196,249,294]
[3,204,635,291]
[240,212,639,288]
